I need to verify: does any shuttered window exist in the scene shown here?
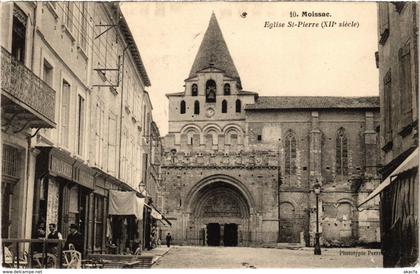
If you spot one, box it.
[107,113,118,174]
[384,71,392,143]
[61,80,71,147]
[399,44,412,126]
[2,145,20,179]
[77,95,85,156]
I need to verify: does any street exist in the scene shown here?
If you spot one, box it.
[153,246,383,268]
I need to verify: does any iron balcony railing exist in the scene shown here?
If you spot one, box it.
[1,47,56,127]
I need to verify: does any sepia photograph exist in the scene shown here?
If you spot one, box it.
[0,0,418,271]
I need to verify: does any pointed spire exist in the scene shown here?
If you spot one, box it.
[189,13,241,87]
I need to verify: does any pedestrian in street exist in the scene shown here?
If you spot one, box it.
[166,233,172,248]
[47,223,62,254]
[64,224,84,256]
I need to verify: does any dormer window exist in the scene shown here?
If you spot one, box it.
[206,80,216,103]
[192,84,198,96]
[224,84,231,95]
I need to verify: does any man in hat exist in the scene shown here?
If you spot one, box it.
[64,224,84,255]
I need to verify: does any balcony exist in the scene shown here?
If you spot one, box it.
[1,47,56,131]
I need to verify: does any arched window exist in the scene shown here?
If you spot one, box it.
[222,100,228,113]
[224,83,231,95]
[336,128,348,176]
[206,80,216,103]
[285,131,297,175]
[235,99,241,113]
[194,100,200,115]
[192,84,198,96]
[180,100,186,114]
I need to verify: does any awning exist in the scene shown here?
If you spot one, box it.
[145,203,172,226]
[108,190,145,220]
[151,208,162,220]
[358,147,418,208]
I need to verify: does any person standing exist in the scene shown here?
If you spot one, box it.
[165,233,172,248]
[33,223,46,253]
[47,223,63,253]
[64,224,84,255]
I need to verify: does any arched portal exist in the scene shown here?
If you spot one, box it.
[185,176,254,247]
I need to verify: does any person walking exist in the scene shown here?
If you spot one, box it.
[47,223,63,254]
[165,233,172,248]
[64,224,84,255]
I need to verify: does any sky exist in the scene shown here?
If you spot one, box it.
[121,2,379,136]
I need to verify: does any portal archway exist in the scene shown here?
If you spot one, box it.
[185,175,255,246]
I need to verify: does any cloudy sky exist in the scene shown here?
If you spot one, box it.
[121,2,379,135]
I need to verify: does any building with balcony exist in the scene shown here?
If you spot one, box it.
[1,2,56,241]
[1,2,165,256]
[360,2,418,267]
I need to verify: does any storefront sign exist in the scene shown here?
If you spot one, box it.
[78,168,95,190]
[50,156,72,180]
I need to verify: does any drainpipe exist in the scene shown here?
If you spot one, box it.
[30,2,37,71]
[24,128,41,240]
[22,1,38,242]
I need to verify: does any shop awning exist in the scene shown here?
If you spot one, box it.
[151,208,162,220]
[358,147,418,208]
[109,190,145,220]
[145,204,172,226]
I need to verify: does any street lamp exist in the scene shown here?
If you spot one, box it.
[277,138,282,243]
[313,182,321,255]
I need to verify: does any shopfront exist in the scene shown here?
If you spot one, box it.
[33,147,95,256]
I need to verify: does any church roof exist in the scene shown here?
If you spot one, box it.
[166,92,185,97]
[189,13,241,88]
[246,96,380,110]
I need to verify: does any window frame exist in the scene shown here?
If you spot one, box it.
[235,99,241,113]
[336,128,349,176]
[222,100,228,113]
[284,131,297,175]
[60,79,71,148]
[180,100,186,114]
[191,84,198,96]
[224,83,231,95]
[194,100,200,115]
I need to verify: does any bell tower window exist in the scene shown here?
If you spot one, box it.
[180,100,186,114]
[222,100,227,113]
[224,84,231,95]
[235,99,241,113]
[194,100,200,115]
[206,80,216,103]
[192,84,198,96]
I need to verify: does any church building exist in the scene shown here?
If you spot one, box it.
[161,13,381,247]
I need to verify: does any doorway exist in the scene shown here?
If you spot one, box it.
[206,223,220,246]
[223,223,238,246]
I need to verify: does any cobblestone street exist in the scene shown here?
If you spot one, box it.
[153,246,383,268]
